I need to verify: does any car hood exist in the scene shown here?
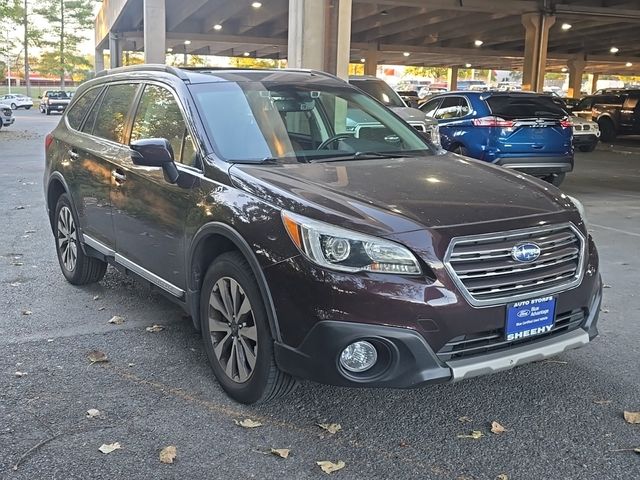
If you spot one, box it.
[229,153,573,237]
[390,106,438,126]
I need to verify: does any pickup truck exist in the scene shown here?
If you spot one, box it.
[39,90,72,115]
[592,90,640,142]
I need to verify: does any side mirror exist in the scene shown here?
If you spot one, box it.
[130,138,179,184]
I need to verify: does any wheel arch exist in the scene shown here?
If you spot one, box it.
[187,222,282,341]
[46,173,73,231]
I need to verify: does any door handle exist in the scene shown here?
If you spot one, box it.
[111,169,126,184]
[68,149,79,160]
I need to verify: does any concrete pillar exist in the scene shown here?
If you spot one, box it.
[567,58,586,98]
[95,48,105,72]
[447,66,458,91]
[144,0,166,64]
[589,73,599,94]
[288,0,352,79]
[521,13,556,92]
[109,33,122,69]
[364,44,378,76]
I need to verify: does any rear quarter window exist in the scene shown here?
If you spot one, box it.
[66,87,102,130]
[91,83,139,143]
[487,95,566,119]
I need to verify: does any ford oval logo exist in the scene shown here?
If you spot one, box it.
[511,243,541,263]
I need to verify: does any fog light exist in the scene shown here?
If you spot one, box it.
[339,341,377,373]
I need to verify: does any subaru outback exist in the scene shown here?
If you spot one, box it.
[44,66,602,404]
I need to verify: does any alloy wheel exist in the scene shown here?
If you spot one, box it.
[57,206,78,272]
[208,277,258,383]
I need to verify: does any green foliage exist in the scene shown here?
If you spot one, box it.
[229,57,286,69]
[403,66,448,80]
[34,0,97,86]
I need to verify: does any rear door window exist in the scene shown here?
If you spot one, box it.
[92,83,139,143]
[421,98,442,117]
[66,87,102,130]
[434,96,470,119]
[486,95,566,119]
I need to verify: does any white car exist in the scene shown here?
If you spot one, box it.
[0,101,15,129]
[0,94,34,110]
[571,116,600,152]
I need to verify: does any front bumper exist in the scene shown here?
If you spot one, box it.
[274,278,601,387]
[2,117,15,126]
[573,134,599,147]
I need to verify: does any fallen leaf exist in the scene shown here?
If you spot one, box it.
[87,350,108,364]
[594,399,612,405]
[458,416,472,423]
[270,448,290,459]
[601,308,610,313]
[399,440,409,447]
[145,324,165,333]
[457,430,484,439]
[21,310,32,316]
[635,448,640,454]
[10,282,21,287]
[98,442,121,454]
[24,230,36,234]
[98,307,105,311]
[15,205,25,210]
[496,474,509,480]
[316,460,345,474]
[86,409,101,419]
[13,262,23,266]
[317,423,342,434]
[128,363,135,367]
[93,295,101,300]
[623,411,640,424]
[14,371,27,377]
[491,422,507,434]
[159,445,177,464]
[542,359,568,365]
[108,315,124,325]
[603,284,612,289]
[234,418,262,428]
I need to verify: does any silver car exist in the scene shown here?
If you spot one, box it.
[0,101,15,129]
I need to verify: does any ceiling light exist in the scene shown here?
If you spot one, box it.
[403,52,411,57]
[465,63,472,68]
[360,58,366,63]
[561,67,568,72]
[626,62,633,67]
[610,46,619,53]
[166,47,173,52]
[243,51,251,57]
[213,24,222,31]
[561,23,572,30]
[251,1,262,7]
[184,40,191,45]
[474,39,483,47]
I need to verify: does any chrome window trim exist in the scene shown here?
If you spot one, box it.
[83,234,184,298]
[443,223,586,308]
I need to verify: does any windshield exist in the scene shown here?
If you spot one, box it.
[190,81,433,163]
[351,79,406,108]
[47,91,70,98]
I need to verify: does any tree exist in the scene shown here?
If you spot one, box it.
[229,57,286,69]
[34,0,97,89]
[403,66,448,81]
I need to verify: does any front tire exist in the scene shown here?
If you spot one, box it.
[54,194,107,285]
[25,105,31,110]
[598,119,616,142]
[10,103,17,110]
[452,144,469,156]
[200,252,296,404]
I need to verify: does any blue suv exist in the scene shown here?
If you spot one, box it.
[420,92,573,186]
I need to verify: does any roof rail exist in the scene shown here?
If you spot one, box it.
[95,64,191,81]
[180,66,339,79]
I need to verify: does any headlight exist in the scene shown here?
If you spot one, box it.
[281,211,421,275]
[567,195,588,230]
[430,124,441,147]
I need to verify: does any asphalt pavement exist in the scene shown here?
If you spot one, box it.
[1,109,638,480]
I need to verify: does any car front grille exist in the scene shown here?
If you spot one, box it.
[444,224,585,306]
[436,308,585,361]
[1,108,11,116]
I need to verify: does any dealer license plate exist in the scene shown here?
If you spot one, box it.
[505,296,556,341]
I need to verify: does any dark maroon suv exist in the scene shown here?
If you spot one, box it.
[43,66,602,404]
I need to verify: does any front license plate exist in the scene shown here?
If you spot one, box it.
[506,296,556,341]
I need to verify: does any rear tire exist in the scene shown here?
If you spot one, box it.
[598,119,616,142]
[578,143,597,152]
[54,194,107,285]
[25,106,31,110]
[543,172,566,187]
[452,144,469,156]
[200,251,296,404]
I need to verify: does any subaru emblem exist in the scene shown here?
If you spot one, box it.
[511,243,541,263]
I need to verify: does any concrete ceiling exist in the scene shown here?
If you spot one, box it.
[97,0,640,74]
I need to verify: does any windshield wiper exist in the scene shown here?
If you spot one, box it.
[311,151,410,163]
